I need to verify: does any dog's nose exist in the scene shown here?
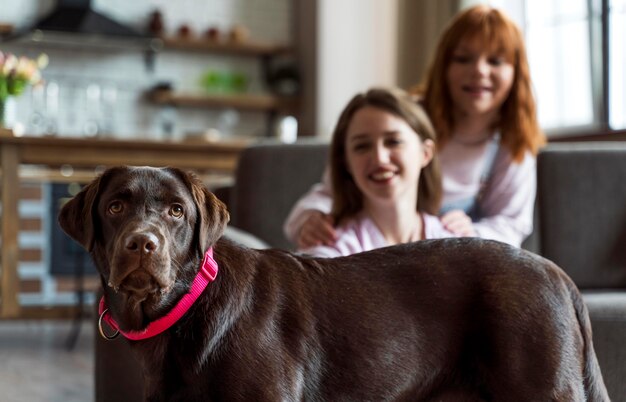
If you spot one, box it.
[125,233,160,254]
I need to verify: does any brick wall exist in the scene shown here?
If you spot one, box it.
[14,182,100,306]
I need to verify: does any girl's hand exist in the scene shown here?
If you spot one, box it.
[440,209,477,237]
[297,211,337,248]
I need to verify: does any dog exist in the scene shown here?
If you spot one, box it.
[58,166,609,402]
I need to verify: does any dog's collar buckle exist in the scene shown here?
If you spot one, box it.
[98,248,218,341]
[98,308,120,340]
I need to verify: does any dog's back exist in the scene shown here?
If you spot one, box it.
[209,238,609,401]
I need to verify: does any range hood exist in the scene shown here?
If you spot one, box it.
[5,0,162,52]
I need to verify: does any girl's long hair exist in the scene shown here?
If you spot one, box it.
[330,88,442,223]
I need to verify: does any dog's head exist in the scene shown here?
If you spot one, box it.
[58,166,229,330]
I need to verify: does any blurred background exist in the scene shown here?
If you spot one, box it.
[1,0,623,143]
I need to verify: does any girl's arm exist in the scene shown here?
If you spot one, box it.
[283,169,336,247]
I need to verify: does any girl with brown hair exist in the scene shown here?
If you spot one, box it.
[301,88,454,257]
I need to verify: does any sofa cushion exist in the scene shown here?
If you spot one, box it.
[229,141,329,250]
[583,290,626,320]
[582,291,626,401]
[538,142,626,289]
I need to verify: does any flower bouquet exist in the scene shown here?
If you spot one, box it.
[0,51,48,127]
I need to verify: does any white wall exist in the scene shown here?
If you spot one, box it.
[316,0,398,138]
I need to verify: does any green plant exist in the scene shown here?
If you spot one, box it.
[0,51,47,101]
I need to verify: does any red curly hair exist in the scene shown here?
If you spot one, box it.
[414,5,545,162]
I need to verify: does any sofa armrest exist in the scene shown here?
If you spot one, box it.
[223,226,270,249]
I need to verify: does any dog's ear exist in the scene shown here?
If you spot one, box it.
[173,168,230,252]
[193,184,230,252]
[57,174,103,252]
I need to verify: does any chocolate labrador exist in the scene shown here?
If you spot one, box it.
[58,166,609,402]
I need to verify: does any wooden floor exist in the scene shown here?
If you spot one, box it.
[0,319,94,402]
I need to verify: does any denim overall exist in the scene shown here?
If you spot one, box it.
[439,134,501,222]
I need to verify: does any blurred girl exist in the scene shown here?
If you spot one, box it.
[286,5,545,249]
[301,88,454,257]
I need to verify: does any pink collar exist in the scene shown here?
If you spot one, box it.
[98,248,218,341]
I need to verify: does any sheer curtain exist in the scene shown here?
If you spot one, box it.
[396,0,461,89]
[610,0,626,129]
[492,0,624,133]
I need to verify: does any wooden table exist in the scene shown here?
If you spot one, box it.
[0,129,250,318]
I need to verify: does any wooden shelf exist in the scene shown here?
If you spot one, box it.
[0,23,14,36]
[152,35,299,136]
[161,36,291,57]
[147,89,297,113]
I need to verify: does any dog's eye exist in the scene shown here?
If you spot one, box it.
[108,201,123,214]
[169,204,184,218]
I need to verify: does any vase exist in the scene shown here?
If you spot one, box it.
[0,96,16,129]
[0,98,5,128]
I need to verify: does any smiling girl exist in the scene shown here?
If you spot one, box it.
[286,5,545,250]
[300,88,454,257]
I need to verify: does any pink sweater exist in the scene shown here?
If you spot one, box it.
[285,140,536,248]
[300,212,455,257]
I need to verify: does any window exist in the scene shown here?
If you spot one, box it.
[525,0,593,130]
[494,0,625,134]
[609,0,626,129]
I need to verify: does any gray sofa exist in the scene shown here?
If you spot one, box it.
[95,140,626,401]
[537,142,626,401]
